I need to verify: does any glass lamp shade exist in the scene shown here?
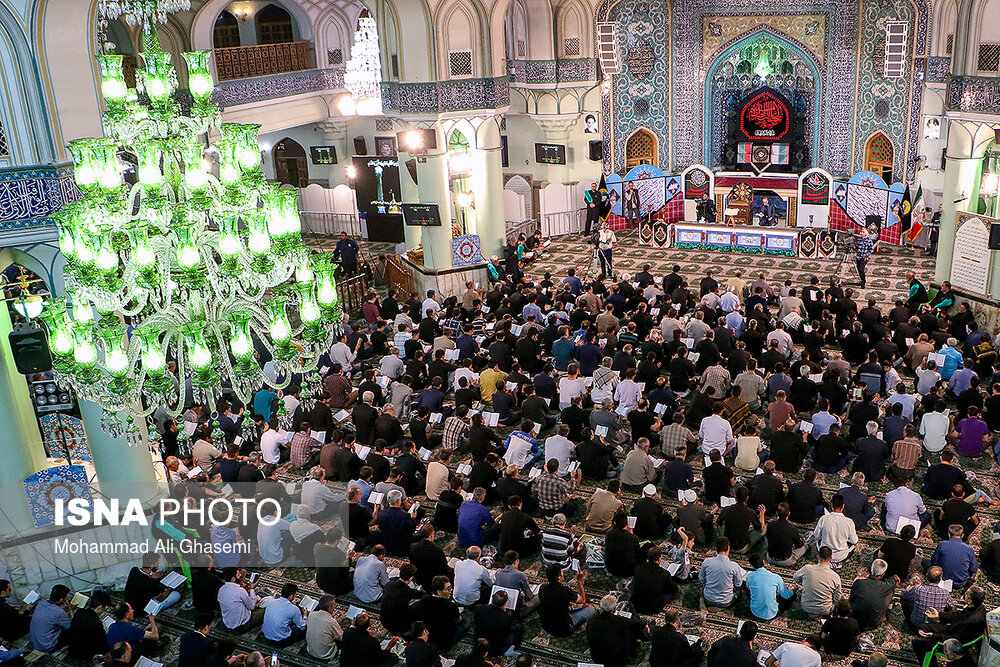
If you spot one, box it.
[181,324,218,387]
[217,215,243,270]
[97,326,131,380]
[13,296,44,320]
[182,51,213,103]
[58,225,77,261]
[68,139,99,189]
[141,51,176,107]
[97,142,122,191]
[982,172,999,198]
[227,312,256,375]
[72,322,100,382]
[135,140,164,189]
[136,328,166,377]
[98,54,129,108]
[233,124,263,170]
[316,264,339,313]
[183,141,209,192]
[267,299,295,360]
[267,188,301,244]
[38,301,75,367]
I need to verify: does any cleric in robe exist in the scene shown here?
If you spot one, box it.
[757,196,778,227]
[696,194,716,223]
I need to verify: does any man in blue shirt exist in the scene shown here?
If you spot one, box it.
[457,487,498,547]
[938,338,964,381]
[28,585,72,652]
[261,583,307,647]
[810,400,841,438]
[551,327,574,371]
[745,553,796,621]
[699,538,748,608]
[571,332,603,376]
[334,231,360,274]
[561,268,584,296]
[106,602,160,660]
[931,525,979,588]
[456,324,480,359]
[252,386,278,422]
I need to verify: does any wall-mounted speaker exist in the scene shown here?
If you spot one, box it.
[8,328,52,374]
[353,136,367,156]
[989,223,1000,250]
[588,140,604,161]
[404,158,418,186]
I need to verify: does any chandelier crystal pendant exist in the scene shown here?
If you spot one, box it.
[41,27,342,442]
[98,0,191,25]
[343,14,383,116]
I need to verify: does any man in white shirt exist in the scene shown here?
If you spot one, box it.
[558,364,588,410]
[765,637,822,667]
[919,403,949,452]
[719,288,740,313]
[543,425,576,477]
[328,333,358,372]
[260,421,292,464]
[380,348,404,378]
[218,568,264,631]
[699,404,735,456]
[809,495,858,564]
[613,369,642,411]
[300,467,344,519]
[421,290,441,318]
[453,546,495,606]
[453,359,479,392]
[765,322,794,357]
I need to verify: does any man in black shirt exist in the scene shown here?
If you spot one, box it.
[404,622,442,667]
[879,524,918,581]
[848,558,896,630]
[935,484,979,539]
[0,579,32,643]
[537,564,594,637]
[340,613,400,667]
[380,564,422,635]
[630,547,678,614]
[498,495,542,557]
[630,486,671,541]
[813,423,851,473]
[469,414,504,461]
[717,486,765,553]
[923,450,975,500]
[576,433,618,481]
[417,577,469,651]
[748,461,785,515]
[650,609,704,667]
[852,422,890,483]
[409,525,453,591]
[766,502,806,566]
[604,513,642,577]
[473,590,521,657]
[676,490,714,547]
[176,613,216,667]
[769,420,809,474]
[785,468,825,523]
[706,621,759,667]
[585,594,649,667]
[560,395,591,441]
[703,450,735,505]
[65,589,112,661]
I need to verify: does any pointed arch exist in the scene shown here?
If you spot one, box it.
[434,0,488,79]
[703,28,823,166]
[190,0,314,50]
[931,0,958,57]
[864,132,895,182]
[255,3,295,44]
[213,10,241,49]
[625,128,658,169]
[273,137,308,187]
[556,0,591,58]
[490,0,554,76]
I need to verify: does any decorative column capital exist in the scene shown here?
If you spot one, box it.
[316,120,349,142]
[534,115,579,141]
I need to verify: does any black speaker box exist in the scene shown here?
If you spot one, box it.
[588,140,604,161]
[8,328,52,374]
[404,158,418,186]
[353,136,367,155]
[989,223,1000,250]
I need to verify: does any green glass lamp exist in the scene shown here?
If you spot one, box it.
[315,260,340,318]
[182,51,214,113]
[38,300,76,372]
[216,215,243,275]
[181,323,218,387]
[72,321,101,383]
[267,299,295,360]
[227,312,256,376]
[136,327,172,393]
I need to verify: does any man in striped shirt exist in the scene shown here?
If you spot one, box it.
[541,513,580,570]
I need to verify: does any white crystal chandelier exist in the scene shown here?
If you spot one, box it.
[343,15,383,116]
[98,0,191,25]
[40,29,341,440]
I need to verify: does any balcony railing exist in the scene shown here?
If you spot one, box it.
[214,41,315,81]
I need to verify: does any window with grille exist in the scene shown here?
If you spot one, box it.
[391,54,399,78]
[946,34,954,55]
[213,11,241,48]
[375,118,393,132]
[564,37,581,56]
[517,40,526,57]
[327,48,343,65]
[625,129,657,169]
[256,4,294,45]
[0,118,10,158]
[865,133,894,182]
[978,43,1000,73]
[883,22,908,78]
[449,51,473,77]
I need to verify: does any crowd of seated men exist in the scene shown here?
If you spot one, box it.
[4,256,999,667]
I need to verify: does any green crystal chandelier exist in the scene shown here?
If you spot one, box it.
[39,29,342,438]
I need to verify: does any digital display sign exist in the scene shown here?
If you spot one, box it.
[401,203,442,227]
[309,146,338,164]
[535,143,567,165]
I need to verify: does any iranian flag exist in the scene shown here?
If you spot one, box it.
[907,185,924,242]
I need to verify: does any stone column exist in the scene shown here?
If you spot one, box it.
[78,401,159,504]
[470,122,505,260]
[415,134,455,270]
[398,153,423,252]
[0,307,47,534]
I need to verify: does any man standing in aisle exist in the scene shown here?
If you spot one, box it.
[597,220,617,281]
[855,227,877,288]
[334,231,360,276]
[584,182,600,236]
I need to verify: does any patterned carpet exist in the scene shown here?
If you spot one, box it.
[6,231,971,667]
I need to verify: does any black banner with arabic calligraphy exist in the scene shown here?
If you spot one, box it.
[740,89,791,141]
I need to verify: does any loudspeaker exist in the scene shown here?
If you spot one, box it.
[404,158,418,186]
[8,328,52,374]
[588,140,604,161]
[989,223,1000,250]
[353,136,367,155]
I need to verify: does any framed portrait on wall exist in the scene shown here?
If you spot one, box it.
[583,113,599,134]
[375,136,397,157]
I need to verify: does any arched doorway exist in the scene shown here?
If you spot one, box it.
[273,138,308,186]
[213,10,241,49]
[256,4,294,45]
[865,133,894,182]
[625,129,657,169]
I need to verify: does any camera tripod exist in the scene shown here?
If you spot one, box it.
[833,232,861,286]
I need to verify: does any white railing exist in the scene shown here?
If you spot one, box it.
[540,208,587,237]
[505,218,540,240]
[299,211,365,238]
